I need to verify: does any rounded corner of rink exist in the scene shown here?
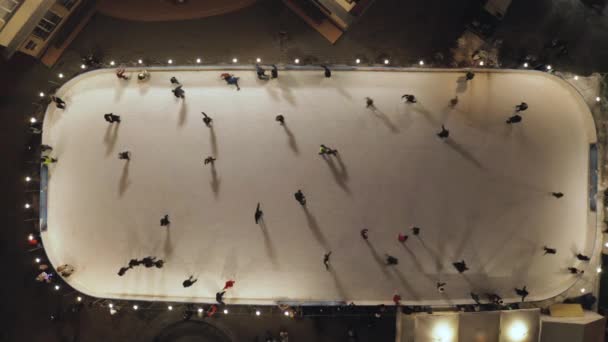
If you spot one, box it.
[40,67,598,305]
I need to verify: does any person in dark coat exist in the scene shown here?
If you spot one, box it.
[204,156,216,165]
[576,253,591,261]
[386,254,399,265]
[271,65,278,79]
[201,112,212,126]
[172,85,185,98]
[506,114,522,124]
[104,113,120,123]
[437,125,449,139]
[324,252,332,270]
[401,94,417,103]
[551,192,564,198]
[465,71,475,81]
[170,77,180,85]
[118,151,131,160]
[51,96,66,109]
[411,227,421,235]
[515,286,529,302]
[453,260,469,273]
[128,259,141,268]
[117,267,130,276]
[515,102,528,112]
[256,64,269,80]
[160,215,170,226]
[294,190,306,206]
[360,228,369,240]
[321,65,331,78]
[183,276,197,288]
[486,293,503,305]
[216,291,226,305]
[255,203,263,224]
[142,256,156,268]
[568,267,584,275]
[275,114,285,125]
[543,246,557,255]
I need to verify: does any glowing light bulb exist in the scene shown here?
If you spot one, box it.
[110,61,115,66]
[596,97,601,102]
[167,59,173,64]
[25,203,31,209]
[196,58,201,63]
[523,63,528,68]
[284,311,289,316]
[198,308,203,313]
[77,296,82,302]
[168,305,173,311]
[294,58,300,64]
[39,92,45,97]
[546,65,552,70]
[108,303,113,308]
[581,288,586,293]
[133,305,138,310]
[223,309,228,314]
[256,58,261,63]
[80,64,86,69]
[255,310,261,316]
[419,60,424,66]
[54,285,60,290]
[232,58,238,63]
[58,73,64,79]
[138,59,143,64]
[384,59,389,65]
[355,59,361,64]
[30,117,37,124]
[574,75,579,80]
[479,61,484,66]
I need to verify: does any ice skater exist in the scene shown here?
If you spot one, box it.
[172,85,185,98]
[319,144,338,156]
[437,282,447,293]
[170,76,180,85]
[115,68,129,80]
[401,94,417,103]
[551,192,564,198]
[182,276,198,288]
[50,96,66,109]
[515,286,529,302]
[41,156,58,165]
[453,260,469,273]
[204,156,216,165]
[223,279,236,290]
[543,246,557,255]
[397,233,408,243]
[271,64,278,79]
[321,65,331,78]
[360,228,369,240]
[576,253,591,261]
[568,267,584,275]
[118,151,131,160]
[515,102,528,112]
[216,291,226,305]
[275,114,285,125]
[465,71,475,81]
[506,114,522,124]
[437,125,449,139]
[137,70,150,81]
[160,214,170,227]
[128,259,141,268]
[365,97,374,108]
[411,226,421,236]
[392,293,401,306]
[104,113,120,123]
[221,73,240,91]
[117,266,130,276]
[323,252,332,270]
[385,254,399,265]
[142,256,157,268]
[256,64,269,80]
[486,293,503,305]
[154,259,164,268]
[255,203,263,224]
[470,292,481,305]
[294,190,306,206]
[201,112,212,126]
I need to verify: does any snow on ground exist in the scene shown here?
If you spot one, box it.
[41,68,596,305]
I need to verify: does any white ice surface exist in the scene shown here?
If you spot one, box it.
[41,68,597,305]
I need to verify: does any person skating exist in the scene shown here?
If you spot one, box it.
[207,304,218,317]
[41,156,58,165]
[255,203,263,224]
[392,293,401,306]
[568,267,584,275]
[160,214,170,226]
[294,190,306,206]
[216,291,226,305]
[576,253,591,261]
[117,266,130,276]
[437,282,447,293]
[118,151,131,160]
[453,260,469,273]
[360,228,369,240]
[543,246,557,255]
[515,102,528,112]
[365,97,374,108]
[385,254,399,265]
[201,112,212,126]
[319,144,338,156]
[321,65,331,78]
[142,256,157,268]
[256,64,269,80]
[275,114,285,125]
[401,94,417,103]
[104,113,121,123]
[204,156,216,165]
[50,96,66,109]
[223,279,236,290]
[271,65,278,79]
[515,286,529,302]
[116,68,129,80]
[182,276,198,288]
[465,71,475,81]
[221,73,240,91]
[172,85,185,98]
[323,252,332,270]
[128,259,141,268]
[551,192,564,198]
[470,292,481,305]
[411,226,421,236]
[506,114,522,124]
[154,259,164,268]
[397,233,408,243]
[170,76,180,85]
[40,144,53,152]
[486,293,503,305]
[437,125,449,139]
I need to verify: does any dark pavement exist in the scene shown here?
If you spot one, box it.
[1,0,608,341]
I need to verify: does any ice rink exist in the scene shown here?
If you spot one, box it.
[41,67,597,305]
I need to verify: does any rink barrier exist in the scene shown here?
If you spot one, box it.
[41,67,600,307]
[39,164,48,232]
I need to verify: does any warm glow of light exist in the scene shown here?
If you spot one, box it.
[35,257,41,263]
[479,61,484,66]
[596,97,601,102]
[198,308,203,313]
[77,296,82,302]
[546,65,552,70]
[25,203,31,209]
[80,64,86,69]
[355,59,361,64]
[133,305,138,310]
[294,58,300,64]
[168,59,173,64]
[284,311,289,316]
[605,242,608,248]
[223,309,228,314]
[25,176,31,182]
[574,75,579,80]
[581,288,586,293]
[138,59,143,64]
[232,58,238,63]
[419,60,424,66]
[58,73,64,78]
[384,59,389,65]
[110,61,115,66]
[108,303,113,308]
[28,234,34,241]
[597,267,602,273]
[256,58,261,63]
[432,322,454,342]
[168,305,173,311]
[256,310,261,316]
[508,321,528,341]
[39,92,45,97]
[523,63,528,68]
[54,285,60,290]
[196,58,201,63]
[30,117,36,123]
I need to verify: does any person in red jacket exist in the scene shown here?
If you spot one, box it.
[223,280,235,290]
